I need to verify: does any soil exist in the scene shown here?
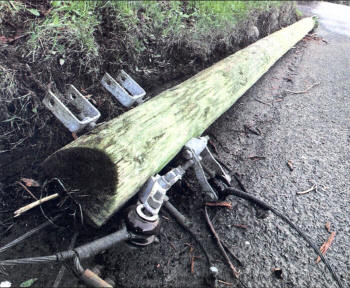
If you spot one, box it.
[4,1,349,288]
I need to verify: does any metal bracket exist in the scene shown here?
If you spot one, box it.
[101,71,146,108]
[191,148,219,201]
[201,147,231,185]
[184,136,231,200]
[136,136,231,219]
[43,85,101,133]
[138,167,185,218]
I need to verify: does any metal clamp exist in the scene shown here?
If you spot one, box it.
[138,167,185,218]
[136,136,231,219]
[184,136,231,200]
[101,71,146,108]
[43,85,101,133]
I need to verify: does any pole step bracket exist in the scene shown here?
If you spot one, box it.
[101,70,146,108]
[43,85,101,133]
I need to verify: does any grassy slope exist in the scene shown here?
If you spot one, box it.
[2,1,284,88]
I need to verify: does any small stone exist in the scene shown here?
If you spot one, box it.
[209,266,219,276]
[0,281,11,288]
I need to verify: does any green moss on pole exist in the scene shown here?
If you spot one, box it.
[44,17,315,227]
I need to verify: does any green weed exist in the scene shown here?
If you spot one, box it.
[27,1,99,60]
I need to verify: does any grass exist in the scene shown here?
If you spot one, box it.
[29,1,99,54]
[103,1,282,49]
[0,65,16,100]
[7,1,283,65]
[23,1,100,80]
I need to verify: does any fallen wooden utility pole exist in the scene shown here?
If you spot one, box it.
[43,17,315,227]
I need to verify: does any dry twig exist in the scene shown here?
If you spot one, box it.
[325,221,331,233]
[204,206,239,278]
[232,224,248,230]
[253,98,271,106]
[285,82,320,94]
[205,201,232,209]
[316,231,336,263]
[244,125,261,136]
[221,240,244,267]
[190,256,200,274]
[16,181,38,200]
[248,156,266,161]
[184,243,194,253]
[14,193,59,217]
[218,280,233,286]
[169,242,176,251]
[296,184,317,195]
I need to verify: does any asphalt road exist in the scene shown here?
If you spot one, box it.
[207,2,350,287]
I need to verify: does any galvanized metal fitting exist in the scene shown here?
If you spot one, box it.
[125,205,160,247]
[101,71,146,108]
[43,85,100,133]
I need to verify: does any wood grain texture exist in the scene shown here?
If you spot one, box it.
[45,17,315,226]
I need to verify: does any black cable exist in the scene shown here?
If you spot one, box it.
[0,215,62,254]
[164,201,212,267]
[0,255,58,266]
[53,232,78,288]
[224,186,343,288]
[0,226,131,267]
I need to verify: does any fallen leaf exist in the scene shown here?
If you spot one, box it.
[27,8,40,16]
[205,201,232,209]
[316,231,336,263]
[20,278,38,287]
[20,178,40,187]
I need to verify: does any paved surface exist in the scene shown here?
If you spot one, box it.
[207,2,350,287]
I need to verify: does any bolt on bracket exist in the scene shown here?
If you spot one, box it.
[101,71,146,108]
[43,85,101,133]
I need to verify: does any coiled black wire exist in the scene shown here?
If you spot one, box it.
[224,186,343,288]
